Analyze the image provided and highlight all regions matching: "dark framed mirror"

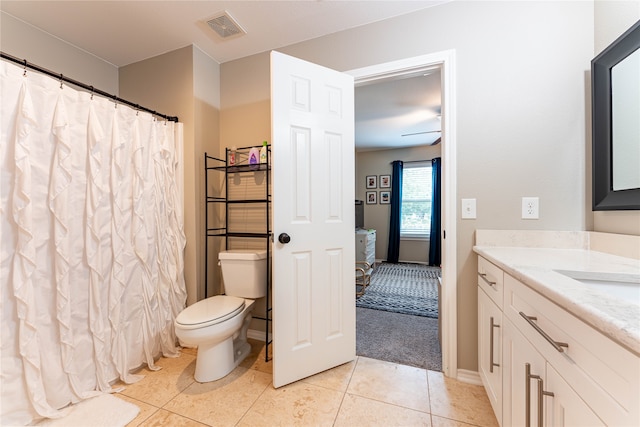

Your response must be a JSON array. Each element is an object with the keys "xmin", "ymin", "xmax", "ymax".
[{"xmin": 592, "ymin": 20, "xmax": 640, "ymax": 210}]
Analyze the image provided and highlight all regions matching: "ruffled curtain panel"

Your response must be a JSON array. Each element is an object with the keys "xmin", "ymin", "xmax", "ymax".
[{"xmin": 0, "ymin": 60, "xmax": 187, "ymax": 425}]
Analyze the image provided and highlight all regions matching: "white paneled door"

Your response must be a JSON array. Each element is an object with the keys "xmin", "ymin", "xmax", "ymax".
[{"xmin": 271, "ymin": 51, "xmax": 355, "ymax": 388}]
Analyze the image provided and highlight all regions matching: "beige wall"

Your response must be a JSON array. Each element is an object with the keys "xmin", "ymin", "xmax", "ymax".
[
  {"xmin": 221, "ymin": 1, "xmax": 594, "ymax": 372},
  {"xmin": 591, "ymin": 1, "xmax": 640, "ymax": 236},
  {"xmin": 120, "ymin": 46, "xmax": 221, "ymax": 305},
  {"xmin": 356, "ymin": 146, "xmax": 442, "ymax": 264},
  {"xmin": 194, "ymin": 47, "xmax": 223, "ymax": 299},
  {"xmin": 220, "ymin": 53, "xmax": 271, "ymax": 153},
  {"xmin": 1, "ymin": 11, "xmax": 118, "ymax": 93}
]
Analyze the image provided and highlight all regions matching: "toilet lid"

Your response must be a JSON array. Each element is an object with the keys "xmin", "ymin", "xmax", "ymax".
[{"xmin": 176, "ymin": 295, "xmax": 245, "ymax": 329}]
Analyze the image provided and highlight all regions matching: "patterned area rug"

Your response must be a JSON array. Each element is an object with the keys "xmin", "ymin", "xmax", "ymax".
[{"xmin": 356, "ymin": 262, "xmax": 440, "ymax": 318}]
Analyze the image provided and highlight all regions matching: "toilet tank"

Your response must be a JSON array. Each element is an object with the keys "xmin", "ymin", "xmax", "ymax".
[{"xmin": 218, "ymin": 250, "xmax": 268, "ymax": 298}]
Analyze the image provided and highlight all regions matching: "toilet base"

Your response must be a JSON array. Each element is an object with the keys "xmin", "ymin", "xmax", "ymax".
[{"xmin": 193, "ymin": 314, "xmax": 252, "ymax": 383}]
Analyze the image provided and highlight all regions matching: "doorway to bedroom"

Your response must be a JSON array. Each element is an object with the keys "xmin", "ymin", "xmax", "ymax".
[{"xmin": 349, "ymin": 52, "xmax": 455, "ymax": 375}]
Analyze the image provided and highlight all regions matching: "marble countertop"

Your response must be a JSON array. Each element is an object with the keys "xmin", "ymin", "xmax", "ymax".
[{"xmin": 473, "ymin": 246, "xmax": 640, "ymax": 356}]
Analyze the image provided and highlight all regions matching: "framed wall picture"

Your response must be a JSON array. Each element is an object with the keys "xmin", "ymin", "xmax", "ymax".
[
  {"xmin": 366, "ymin": 191, "xmax": 377, "ymax": 204},
  {"xmin": 379, "ymin": 174, "xmax": 391, "ymax": 188},
  {"xmin": 380, "ymin": 191, "xmax": 391, "ymax": 204},
  {"xmin": 366, "ymin": 175, "xmax": 377, "ymax": 189}
]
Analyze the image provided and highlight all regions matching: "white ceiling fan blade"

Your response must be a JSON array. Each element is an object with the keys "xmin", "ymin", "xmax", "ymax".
[{"xmin": 401, "ymin": 130, "xmax": 441, "ymax": 137}]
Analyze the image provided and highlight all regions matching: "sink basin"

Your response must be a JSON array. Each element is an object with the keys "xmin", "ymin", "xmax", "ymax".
[{"xmin": 555, "ymin": 270, "xmax": 640, "ymax": 306}]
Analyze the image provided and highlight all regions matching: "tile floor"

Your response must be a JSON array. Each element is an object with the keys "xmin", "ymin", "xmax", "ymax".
[{"xmin": 116, "ymin": 339, "xmax": 498, "ymax": 427}]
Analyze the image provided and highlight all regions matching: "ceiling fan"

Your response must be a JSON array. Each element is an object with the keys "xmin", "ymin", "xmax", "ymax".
[{"xmin": 401, "ymin": 130, "xmax": 442, "ymax": 145}]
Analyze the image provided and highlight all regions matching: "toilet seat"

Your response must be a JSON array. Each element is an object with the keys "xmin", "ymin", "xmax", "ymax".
[{"xmin": 175, "ymin": 295, "xmax": 245, "ymax": 330}]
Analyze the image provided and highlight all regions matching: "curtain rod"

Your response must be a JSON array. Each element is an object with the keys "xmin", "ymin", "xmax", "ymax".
[
  {"xmin": 390, "ymin": 159, "xmax": 433, "ymax": 164},
  {"xmin": 1, "ymin": 51, "xmax": 179, "ymax": 122}
]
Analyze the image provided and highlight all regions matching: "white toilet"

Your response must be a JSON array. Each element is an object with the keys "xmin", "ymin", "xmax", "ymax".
[{"xmin": 174, "ymin": 249, "xmax": 267, "ymax": 383}]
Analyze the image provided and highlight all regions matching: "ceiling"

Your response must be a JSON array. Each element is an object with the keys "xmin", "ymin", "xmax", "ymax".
[
  {"xmin": 1, "ymin": 0, "xmax": 446, "ymax": 150},
  {"xmin": 356, "ymin": 70, "xmax": 442, "ymax": 151}
]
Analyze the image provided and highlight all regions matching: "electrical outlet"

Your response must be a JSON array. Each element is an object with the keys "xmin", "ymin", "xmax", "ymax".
[{"xmin": 522, "ymin": 197, "xmax": 539, "ymax": 219}]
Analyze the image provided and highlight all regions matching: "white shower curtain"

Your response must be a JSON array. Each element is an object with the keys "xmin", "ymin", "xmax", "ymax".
[{"xmin": 0, "ymin": 60, "xmax": 187, "ymax": 426}]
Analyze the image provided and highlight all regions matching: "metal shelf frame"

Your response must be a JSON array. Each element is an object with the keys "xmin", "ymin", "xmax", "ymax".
[{"xmin": 204, "ymin": 146, "xmax": 272, "ymax": 361}]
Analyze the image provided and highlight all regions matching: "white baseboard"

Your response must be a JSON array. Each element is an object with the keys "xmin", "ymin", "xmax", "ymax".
[
  {"xmin": 247, "ymin": 328, "xmax": 266, "ymax": 341},
  {"xmin": 456, "ymin": 369, "xmax": 482, "ymax": 385}
]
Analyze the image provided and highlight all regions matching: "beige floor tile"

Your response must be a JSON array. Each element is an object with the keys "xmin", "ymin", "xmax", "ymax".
[
  {"xmin": 163, "ymin": 367, "xmax": 272, "ymax": 426},
  {"xmin": 180, "ymin": 346, "xmax": 198, "ymax": 357},
  {"xmin": 237, "ymin": 380, "xmax": 344, "ymax": 427},
  {"xmin": 431, "ymin": 415, "xmax": 481, "ymax": 427},
  {"xmin": 347, "ymin": 357, "xmax": 430, "ymax": 413},
  {"xmin": 137, "ymin": 409, "xmax": 208, "ymax": 427},
  {"xmin": 113, "ymin": 346, "xmax": 500, "ymax": 427},
  {"xmin": 334, "ymin": 393, "xmax": 432, "ymax": 427},
  {"xmin": 301, "ymin": 359, "xmax": 356, "ymax": 392},
  {"xmin": 239, "ymin": 338, "xmax": 273, "ymax": 375},
  {"xmin": 119, "ymin": 394, "xmax": 160, "ymax": 426},
  {"xmin": 427, "ymin": 371, "xmax": 498, "ymax": 427},
  {"xmin": 117, "ymin": 353, "xmax": 197, "ymax": 407}
]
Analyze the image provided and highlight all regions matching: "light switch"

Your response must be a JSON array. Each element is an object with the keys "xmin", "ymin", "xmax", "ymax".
[{"xmin": 461, "ymin": 198, "xmax": 476, "ymax": 219}]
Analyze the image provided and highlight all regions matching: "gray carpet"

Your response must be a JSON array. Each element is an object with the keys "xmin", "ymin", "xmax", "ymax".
[
  {"xmin": 356, "ymin": 263, "xmax": 440, "ymax": 318},
  {"xmin": 356, "ymin": 307, "xmax": 442, "ymax": 372}
]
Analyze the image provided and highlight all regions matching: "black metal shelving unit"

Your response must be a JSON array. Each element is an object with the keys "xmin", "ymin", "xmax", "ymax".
[{"xmin": 204, "ymin": 145, "xmax": 272, "ymax": 361}]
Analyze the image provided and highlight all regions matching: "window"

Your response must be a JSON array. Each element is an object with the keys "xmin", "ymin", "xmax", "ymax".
[{"xmin": 401, "ymin": 162, "xmax": 432, "ymax": 238}]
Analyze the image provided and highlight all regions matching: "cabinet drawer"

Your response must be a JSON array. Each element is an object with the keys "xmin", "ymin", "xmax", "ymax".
[
  {"xmin": 504, "ymin": 274, "xmax": 640, "ymax": 426},
  {"xmin": 478, "ymin": 257, "xmax": 504, "ymax": 309}
]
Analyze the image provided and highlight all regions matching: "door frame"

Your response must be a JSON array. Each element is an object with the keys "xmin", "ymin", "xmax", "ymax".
[{"xmin": 347, "ymin": 50, "xmax": 457, "ymax": 378}]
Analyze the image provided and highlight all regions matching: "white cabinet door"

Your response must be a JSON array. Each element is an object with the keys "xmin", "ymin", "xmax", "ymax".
[
  {"xmin": 271, "ymin": 51, "xmax": 355, "ymax": 388},
  {"xmin": 478, "ymin": 286, "xmax": 503, "ymax": 425},
  {"xmin": 503, "ymin": 318, "xmax": 547, "ymax": 427},
  {"xmin": 545, "ymin": 364, "xmax": 604, "ymax": 427}
]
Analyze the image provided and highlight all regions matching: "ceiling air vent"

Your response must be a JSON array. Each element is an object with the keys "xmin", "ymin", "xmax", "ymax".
[{"xmin": 206, "ymin": 11, "xmax": 246, "ymax": 39}]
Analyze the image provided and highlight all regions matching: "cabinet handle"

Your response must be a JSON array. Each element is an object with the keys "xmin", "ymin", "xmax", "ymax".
[
  {"xmin": 489, "ymin": 316, "xmax": 500, "ymax": 373},
  {"xmin": 519, "ymin": 311, "xmax": 569, "ymax": 352},
  {"xmin": 478, "ymin": 272, "xmax": 496, "ymax": 287},
  {"xmin": 536, "ymin": 377, "xmax": 554, "ymax": 427},
  {"xmin": 525, "ymin": 363, "xmax": 533, "ymax": 427},
  {"xmin": 525, "ymin": 363, "xmax": 553, "ymax": 427}
]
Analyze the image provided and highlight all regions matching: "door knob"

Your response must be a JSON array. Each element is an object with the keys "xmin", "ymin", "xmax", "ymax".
[{"xmin": 278, "ymin": 233, "xmax": 291, "ymax": 244}]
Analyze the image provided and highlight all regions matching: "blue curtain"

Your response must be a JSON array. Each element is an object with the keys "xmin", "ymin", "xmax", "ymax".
[
  {"xmin": 429, "ymin": 157, "xmax": 442, "ymax": 266},
  {"xmin": 386, "ymin": 161, "xmax": 403, "ymax": 263}
]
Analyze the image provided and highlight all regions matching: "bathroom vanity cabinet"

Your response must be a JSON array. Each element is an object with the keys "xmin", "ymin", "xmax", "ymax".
[{"xmin": 477, "ymin": 255, "xmax": 639, "ymax": 426}]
